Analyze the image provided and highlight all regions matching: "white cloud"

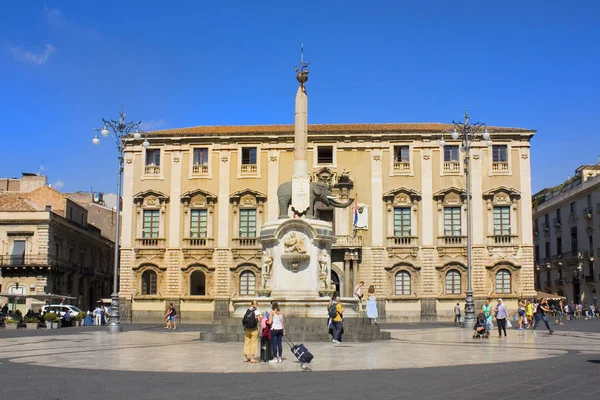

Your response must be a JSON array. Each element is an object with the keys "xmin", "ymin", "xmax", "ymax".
[
  {"xmin": 52, "ymin": 180, "xmax": 65, "ymax": 190},
  {"xmin": 10, "ymin": 44, "xmax": 56, "ymax": 65},
  {"xmin": 44, "ymin": 6, "xmax": 63, "ymax": 25},
  {"xmin": 140, "ymin": 119, "xmax": 167, "ymax": 131}
]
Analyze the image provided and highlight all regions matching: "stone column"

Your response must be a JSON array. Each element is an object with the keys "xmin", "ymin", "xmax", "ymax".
[
  {"xmin": 344, "ymin": 253, "xmax": 352, "ymax": 297},
  {"xmin": 351, "ymin": 252, "xmax": 359, "ymax": 295}
]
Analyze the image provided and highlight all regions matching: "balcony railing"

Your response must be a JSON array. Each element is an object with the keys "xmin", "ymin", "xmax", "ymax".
[
  {"xmin": 443, "ymin": 161, "xmax": 460, "ymax": 173},
  {"xmin": 333, "ymin": 235, "xmax": 363, "ymax": 248},
  {"xmin": 583, "ymin": 207, "xmax": 593, "ymax": 219},
  {"xmin": 487, "ymin": 235, "xmax": 518, "ymax": 245},
  {"xmin": 0, "ymin": 254, "xmax": 49, "ymax": 266},
  {"xmin": 135, "ymin": 238, "xmax": 166, "ymax": 247},
  {"xmin": 192, "ymin": 164, "xmax": 209, "ymax": 175},
  {"xmin": 387, "ymin": 236, "xmax": 417, "ymax": 247},
  {"xmin": 438, "ymin": 235, "xmax": 467, "ymax": 246},
  {"xmin": 144, "ymin": 165, "xmax": 161, "ymax": 175},
  {"xmin": 492, "ymin": 162, "xmax": 509, "ymax": 172},
  {"xmin": 240, "ymin": 164, "xmax": 258, "ymax": 175},
  {"xmin": 183, "ymin": 237, "xmax": 214, "ymax": 248},
  {"xmin": 393, "ymin": 161, "xmax": 410, "ymax": 173},
  {"xmin": 232, "ymin": 237, "xmax": 259, "ymax": 248}
]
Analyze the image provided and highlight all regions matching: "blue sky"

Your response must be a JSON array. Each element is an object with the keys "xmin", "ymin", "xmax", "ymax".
[{"xmin": 0, "ymin": 1, "xmax": 598, "ymax": 194}]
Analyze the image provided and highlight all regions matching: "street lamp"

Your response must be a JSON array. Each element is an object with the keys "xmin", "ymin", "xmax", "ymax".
[
  {"xmin": 440, "ymin": 109, "xmax": 491, "ymax": 329},
  {"xmin": 93, "ymin": 105, "xmax": 145, "ymax": 333}
]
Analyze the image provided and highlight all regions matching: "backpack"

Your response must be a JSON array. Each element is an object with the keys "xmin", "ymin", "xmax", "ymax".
[
  {"xmin": 328, "ymin": 302, "xmax": 338, "ymax": 319},
  {"xmin": 242, "ymin": 308, "xmax": 257, "ymax": 329}
]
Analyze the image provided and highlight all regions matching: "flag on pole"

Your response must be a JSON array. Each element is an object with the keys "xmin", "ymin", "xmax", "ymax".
[{"xmin": 353, "ymin": 196, "xmax": 359, "ymax": 228}]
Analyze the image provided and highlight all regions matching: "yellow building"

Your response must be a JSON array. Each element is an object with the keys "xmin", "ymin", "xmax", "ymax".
[{"xmin": 119, "ymin": 123, "xmax": 536, "ymax": 322}]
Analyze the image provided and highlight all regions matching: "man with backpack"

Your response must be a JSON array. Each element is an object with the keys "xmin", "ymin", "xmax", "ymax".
[{"xmin": 242, "ymin": 300, "xmax": 261, "ymax": 363}]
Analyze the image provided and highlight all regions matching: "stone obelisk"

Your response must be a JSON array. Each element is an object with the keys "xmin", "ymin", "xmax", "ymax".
[{"xmin": 291, "ymin": 47, "xmax": 311, "ymax": 216}]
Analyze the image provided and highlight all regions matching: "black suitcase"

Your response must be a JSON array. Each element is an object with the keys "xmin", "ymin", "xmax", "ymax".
[
  {"xmin": 260, "ymin": 336, "xmax": 273, "ymax": 362},
  {"xmin": 284, "ymin": 335, "xmax": 313, "ymax": 371}
]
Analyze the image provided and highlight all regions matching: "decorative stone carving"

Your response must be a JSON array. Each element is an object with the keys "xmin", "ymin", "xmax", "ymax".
[
  {"xmin": 319, "ymin": 248, "xmax": 330, "ymax": 276},
  {"xmin": 284, "ymin": 232, "xmax": 307, "ymax": 253},
  {"xmin": 262, "ymin": 250, "xmax": 273, "ymax": 282}
]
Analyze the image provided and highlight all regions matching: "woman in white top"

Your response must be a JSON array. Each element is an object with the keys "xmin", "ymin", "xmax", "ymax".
[
  {"xmin": 268, "ymin": 301, "xmax": 285, "ymax": 363},
  {"xmin": 366, "ymin": 285, "xmax": 378, "ymax": 325}
]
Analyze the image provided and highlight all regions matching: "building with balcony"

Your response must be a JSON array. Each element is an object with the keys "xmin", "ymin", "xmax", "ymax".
[
  {"xmin": 533, "ymin": 161, "xmax": 600, "ymax": 305},
  {"xmin": 118, "ymin": 122, "xmax": 536, "ymax": 322},
  {"xmin": 0, "ymin": 185, "xmax": 114, "ymax": 313}
]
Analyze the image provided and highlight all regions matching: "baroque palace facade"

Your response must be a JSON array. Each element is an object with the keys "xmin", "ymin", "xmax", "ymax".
[{"xmin": 119, "ymin": 123, "xmax": 536, "ymax": 322}]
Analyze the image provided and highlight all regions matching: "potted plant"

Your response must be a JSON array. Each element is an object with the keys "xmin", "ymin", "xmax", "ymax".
[
  {"xmin": 43, "ymin": 312, "xmax": 58, "ymax": 329},
  {"xmin": 73, "ymin": 313, "xmax": 83, "ymax": 326},
  {"xmin": 5, "ymin": 319, "xmax": 18, "ymax": 329},
  {"xmin": 25, "ymin": 317, "xmax": 39, "ymax": 329}
]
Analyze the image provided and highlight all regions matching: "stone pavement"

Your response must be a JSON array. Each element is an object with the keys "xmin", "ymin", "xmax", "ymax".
[{"xmin": 0, "ymin": 321, "xmax": 599, "ymax": 399}]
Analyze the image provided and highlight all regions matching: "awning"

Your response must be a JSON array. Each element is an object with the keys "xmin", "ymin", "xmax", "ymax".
[
  {"xmin": 0, "ymin": 293, "xmax": 76, "ymax": 301},
  {"xmin": 536, "ymin": 291, "xmax": 566, "ymax": 300}
]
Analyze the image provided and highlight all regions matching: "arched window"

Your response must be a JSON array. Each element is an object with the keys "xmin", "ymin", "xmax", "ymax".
[
  {"xmin": 495, "ymin": 269, "xmax": 511, "ymax": 294},
  {"xmin": 445, "ymin": 270, "xmax": 461, "ymax": 294},
  {"xmin": 240, "ymin": 271, "xmax": 255, "ymax": 296},
  {"xmin": 141, "ymin": 270, "xmax": 157, "ymax": 295},
  {"xmin": 395, "ymin": 271, "xmax": 411, "ymax": 295},
  {"xmin": 190, "ymin": 270, "xmax": 206, "ymax": 295},
  {"xmin": 330, "ymin": 270, "xmax": 341, "ymax": 296}
]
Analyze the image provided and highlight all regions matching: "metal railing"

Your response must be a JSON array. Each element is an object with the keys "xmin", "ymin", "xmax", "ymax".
[{"xmin": 0, "ymin": 254, "xmax": 49, "ymax": 266}]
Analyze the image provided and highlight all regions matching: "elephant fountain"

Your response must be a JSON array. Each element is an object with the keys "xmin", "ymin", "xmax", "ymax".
[{"xmin": 277, "ymin": 181, "xmax": 354, "ymax": 219}]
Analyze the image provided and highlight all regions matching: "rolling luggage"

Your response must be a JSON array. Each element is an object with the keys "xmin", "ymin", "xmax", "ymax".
[{"xmin": 284, "ymin": 335, "xmax": 313, "ymax": 371}]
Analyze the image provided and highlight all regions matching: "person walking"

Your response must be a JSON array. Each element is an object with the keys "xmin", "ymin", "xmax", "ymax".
[
  {"xmin": 555, "ymin": 299, "xmax": 565, "ymax": 325},
  {"xmin": 242, "ymin": 301, "xmax": 261, "ymax": 363},
  {"xmin": 329, "ymin": 292, "xmax": 344, "ymax": 343},
  {"xmin": 366, "ymin": 285, "xmax": 378, "ymax": 325},
  {"xmin": 165, "ymin": 304, "xmax": 173, "ymax": 329},
  {"xmin": 454, "ymin": 302, "xmax": 462, "ymax": 326},
  {"xmin": 525, "ymin": 299, "xmax": 534, "ymax": 328},
  {"xmin": 517, "ymin": 299, "xmax": 526, "ymax": 330},
  {"xmin": 533, "ymin": 298, "xmax": 555, "ymax": 335},
  {"xmin": 93, "ymin": 305, "xmax": 102, "ymax": 326},
  {"xmin": 482, "ymin": 299, "xmax": 493, "ymax": 334},
  {"xmin": 494, "ymin": 298, "xmax": 509, "ymax": 337},
  {"xmin": 268, "ymin": 301, "xmax": 285, "ymax": 363}
]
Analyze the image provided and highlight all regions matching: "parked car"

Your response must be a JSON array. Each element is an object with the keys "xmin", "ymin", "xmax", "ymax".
[{"xmin": 41, "ymin": 305, "xmax": 83, "ymax": 318}]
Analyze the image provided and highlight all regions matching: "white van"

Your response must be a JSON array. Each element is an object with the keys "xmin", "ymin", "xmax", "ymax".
[{"xmin": 41, "ymin": 304, "xmax": 82, "ymax": 318}]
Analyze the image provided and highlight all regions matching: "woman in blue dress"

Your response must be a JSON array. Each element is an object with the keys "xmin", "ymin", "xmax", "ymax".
[{"xmin": 366, "ymin": 285, "xmax": 378, "ymax": 325}]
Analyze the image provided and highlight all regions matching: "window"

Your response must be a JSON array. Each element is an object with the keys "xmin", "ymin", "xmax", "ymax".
[
  {"xmin": 146, "ymin": 149, "xmax": 160, "ymax": 166},
  {"xmin": 143, "ymin": 210, "xmax": 160, "ymax": 238},
  {"xmin": 239, "ymin": 209, "xmax": 256, "ymax": 238},
  {"xmin": 193, "ymin": 148, "xmax": 209, "ymax": 174},
  {"xmin": 141, "ymin": 270, "xmax": 157, "ymax": 295},
  {"xmin": 317, "ymin": 146, "xmax": 334, "ymax": 164},
  {"xmin": 493, "ymin": 206, "xmax": 510, "ymax": 235},
  {"xmin": 190, "ymin": 270, "xmax": 206, "ymax": 296},
  {"xmin": 239, "ymin": 271, "xmax": 255, "ymax": 296},
  {"xmin": 556, "ymin": 209, "xmax": 561, "ymax": 224},
  {"xmin": 444, "ymin": 207, "xmax": 461, "ymax": 236},
  {"xmin": 534, "ymin": 218, "xmax": 539, "ymax": 234},
  {"xmin": 534, "ymin": 245, "xmax": 540, "ymax": 264},
  {"xmin": 190, "ymin": 209, "xmax": 208, "ymax": 238},
  {"xmin": 544, "ymin": 214, "xmax": 549, "ymax": 230},
  {"xmin": 445, "ymin": 270, "xmax": 461, "ymax": 294},
  {"xmin": 587, "ymin": 194, "xmax": 592, "ymax": 209},
  {"xmin": 10, "ymin": 240, "xmax": 25, "ymax": 265},
  {"xmin": 545, "ymin": 242, "xmax": 550, "ymax": 261},
  {"xmin": 569, "ymin": 202, "xmax": 576, "ymax": 213},
  {"xmin": 495, "ymin": 269, "xmax": 511, "ymax": 294},
  {"xmin": 492, "ymin": 145, "xmax": 508, "ymax": 163},
  {"xmin": 444, "ymin": 145, "xmax": 459, "ymax": 162},
  {"xmin": 241, "ymin": 147, "xmax": 257, "ymax": 165},
  {"xmin": 556, "ymin": 237, "xmax": 562, "ymax": 257},
  {"xmin": 395, "ymin": 271, "xmax": 411, "ymax": 295},
  {"xmin": 392, "ymin": 145, "xmax": 410, "ymax": 172},
  {"xmin": 571, "ymin": 227, "xmax": 578, "ymax": 253},
  {"xmin": 393, "ymin": 207, "xmax": 411, "ymax": 237}
]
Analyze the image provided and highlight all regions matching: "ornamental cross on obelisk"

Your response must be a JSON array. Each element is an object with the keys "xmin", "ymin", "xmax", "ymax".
[{"xmin": 291, "ymin": 44, "xmax": 310, "ymax": 215}]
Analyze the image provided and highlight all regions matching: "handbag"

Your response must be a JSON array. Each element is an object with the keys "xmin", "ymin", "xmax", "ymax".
[{"xmin": 506, "ymin": 319, "xmax": 512, "ymax": 329}]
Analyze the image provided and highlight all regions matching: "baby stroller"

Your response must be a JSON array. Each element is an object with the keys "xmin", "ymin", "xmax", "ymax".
[{"xmin": 473, "ymin": 313, "xmax": 489, "ymax": 339}]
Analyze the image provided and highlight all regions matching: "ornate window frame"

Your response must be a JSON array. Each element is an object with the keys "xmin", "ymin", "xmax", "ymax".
[
  {"xmin": 181, "ymin": 263, "xmax": 214, "ymax": 297},
  {"xmin": 436, "ymin": 262, "xmax": 467, "ymax": 298},
  {"xmin": 383, "ymin": 187, "xmax": 421, "ymax": 241},
  {"xmin": 230, "ymin": 263, "xmax": 260, "ymax": 297},
  {"xmin": 312, "ymin": 143, "xmax": 337, "ymax": 169},
  {"xmin": 133, "ymin": 190, "xmax": 169, "ymax": 241},
  {"xmin": 483, "ymin": 186, "xmax": 521, "ymax": 242},
  {"xmin": 132, "ymin": 263, "xmax": 166, "ymax": 298},
  {"xmin": 434, "ymin": 187, "xmax": 467, "ymax": 240},
  {"xmin": 488, "ymin": 143, "xmax": 512, "ymax": 176},
  {"xmin": 189, "ymin": 145, "xmax": 213, "ymax": 179},
  {"xmin": 440, "ymin": 144, "xmax": 463, "ymax": 176},
  {"xmin": 385, "ymin": 262, "xmax": 420, "ymax": 298},
  {"xmin": 486, "ymin": 262, "xmax": 520, "ymax": 296},
  {"xmin": 388, "ymin": 143, "xmax": 414, "ymax": 177},
  {"xmin": 181, "ymin": 189, "xmax": 217, "ymax": 240},
  {"xmin": 230, "ymin": 188, "xmax": 267, "ymax": 240}
]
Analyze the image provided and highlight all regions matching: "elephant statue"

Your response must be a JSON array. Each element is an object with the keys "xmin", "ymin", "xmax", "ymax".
[{"xmin": 277, "ymin": 181, "xmax": 354, "ymax": 219}]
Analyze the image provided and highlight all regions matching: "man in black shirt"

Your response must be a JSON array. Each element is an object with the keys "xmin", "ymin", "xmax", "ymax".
[{"xmin": 533, "ymin": 298, "xmax": 555, "ymax": 334}]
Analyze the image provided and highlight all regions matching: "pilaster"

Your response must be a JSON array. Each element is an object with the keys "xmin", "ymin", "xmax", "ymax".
[
  {"xmin": 267, "ymin": 149, "xmax": 280, "ymax": 221},
  {"xmin": 168, "ymin": 149, "xmax": 182, "ymax": 247},
  {"xmin": 217, "ymin": 151, "xmax": 231, "ymax": 248},
  {"xmin": 121, "ymin": 151, "xmax": 135, "ymax": 247},
  {"xmin": 420, "ymin": 147, "xmax": 434, "ymax": 245},
  {"xmin": 370, "ymin": 149, "xmax": 383, "ymax": 246},
  {"xmin": 471, "ymin": 148, "xmax": 484, "ymax": 244}
]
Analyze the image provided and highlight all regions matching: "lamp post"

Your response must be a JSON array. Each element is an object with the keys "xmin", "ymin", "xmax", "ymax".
[
  {"xmin": 93, "ymin": 106, "xmax": 148, "ymax": 333},
  {"xmin": 440, "ymin": 109, "xmax": 491, "ymax": 329}
]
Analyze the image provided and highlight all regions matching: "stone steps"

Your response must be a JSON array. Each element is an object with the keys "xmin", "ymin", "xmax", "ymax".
[{"xmin": 200, "ymin": 317, "xmax": 390, "ymax": 342}]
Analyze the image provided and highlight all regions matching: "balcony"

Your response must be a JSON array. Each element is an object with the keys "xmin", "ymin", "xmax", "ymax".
[
  {"xmin": 387, "ymin": 236, "xmax": 417, "ymax": 247},
  {"xmin": 568, "ymin": 212, "xmax": 577, "ymax": 224},
  {"xmin": 192, "ymin": 164, "xmax": 209, "ymax": 175},
  {"xmin": 231, "ymin": 237, "xmax": 260, "ymax": 259},
  {"xmin": 0, "ymin": 254, "xmax": 49, "ymax": 267},
  {"xmin": 182, "ymin": 237, "xmax": 214, "ymax": 259},
  {"xmin": 135, "ymin": 238, "xmax": 166, "ymax": 247},
  {"xmin": 583, "ymin": 207, "xmax": 593, "ymax": 220},
  {"xmin": 333, "ymin": 235, "xmax": 363, "ymax": 248},
  {"xmin": 240, "ymin": 164, "xmax": 258, "ymax": 175},
  {"xmin": 144, "ymin": 165, "xmax": 161, "ymax": 176},
  {"xmin": 443, "ymin": 161, "xmax": 460, "ymax": 173},
  {"xmin": 552, "ymin": 218, "xmax": 561, "ymax": 228},
  {"xmin": 438, "ymin": 235, "xmax": 466, "ymax": 246},
  {"xmin": 492, "ymin": 162, "xmax": 509, "ymax": 172},
  {"xmin": 393, "ymin": 161, "xmax": 410, "ymax": 173},
  {"xmin": 487, "ymin": 235, "xmax": 518, "ymax": 245}
]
